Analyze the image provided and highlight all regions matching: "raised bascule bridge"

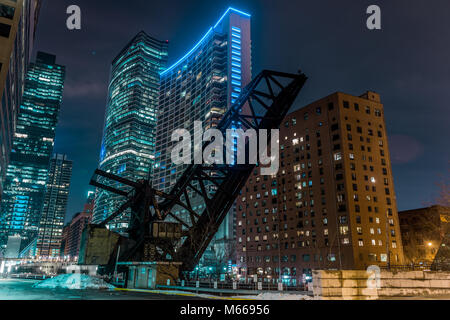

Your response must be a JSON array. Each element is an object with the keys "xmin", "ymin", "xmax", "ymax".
[{"xmin": 81, "ymin": 70, "xmax": 307, "ymax": 288}]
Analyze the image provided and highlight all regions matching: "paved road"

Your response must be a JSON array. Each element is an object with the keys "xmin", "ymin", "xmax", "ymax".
[{"xmin": 0, "ymin": 279, "xmax": 207, "ymax": 300}]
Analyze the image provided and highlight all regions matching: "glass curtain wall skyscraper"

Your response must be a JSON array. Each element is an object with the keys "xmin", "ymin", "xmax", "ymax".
[
  {"xmin": 92, "ymin": 32, "xmax": 168, "ymax": 234},
  {"xmin": 153, "ymin": 8, "xmax": 251, "ymax": 256},
  {"xmin": 36, "ymin": 154, "xmax": 72, "ymax": 258},
  {"xmin": 0, "ymin": 52, "xmax": 65, "ymax": 251},
  {"xmin": 0, "ymin": 0, "xmax": 42, "ymax": 197}
]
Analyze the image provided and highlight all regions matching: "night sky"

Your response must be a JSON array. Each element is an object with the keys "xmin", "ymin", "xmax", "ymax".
[{"xmin": 33, "ymin": 0, "xmax": 450, "ymax": 222}]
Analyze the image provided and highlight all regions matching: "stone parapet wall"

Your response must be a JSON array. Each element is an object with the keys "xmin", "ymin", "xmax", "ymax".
[{"xmin": 312, "ymin": 270, "xmax": 450, "ymax": 300}]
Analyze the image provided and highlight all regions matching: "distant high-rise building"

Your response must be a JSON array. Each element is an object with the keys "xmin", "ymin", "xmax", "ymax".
[
  {"xmin": 36, "ymin": 154, "xmax": 73, "ymax": 257},
  {"xmin": 0, "ymin": 52, "xmax": 65, "ymax": 251},
  {"xmin": 236, "ymin": 91, "xmax": 405, "ymax": 285},
  {"xmin": 0, "ymin": 0, "xmax": 41, "ymax": 198},
  {"xmin": 153, "ymin": 7, "xmax": 252, "ymax": 252},
  {"xmin": 92, "ymin": 32, "xmax": 168, "ymax": 234},
  {"xmin": 62, "ymin": 192, "xmax": 94, "ymax": 259}
]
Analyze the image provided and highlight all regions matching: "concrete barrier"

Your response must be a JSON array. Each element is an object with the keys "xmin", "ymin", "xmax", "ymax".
[{"xmin": 312, "ymin": 270, "xmax": 450, "ymax": 300}]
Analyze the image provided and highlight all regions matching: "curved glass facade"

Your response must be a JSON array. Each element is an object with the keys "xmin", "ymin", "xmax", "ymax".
[
  {"xmin": 154, "ymin": 8, "xmax": 252, "ymax": 192},
  {"xmin": 152, "ymin": 8, "xmax": 251, "ymax": 260},
  {"xmin": 92, "ymin": 32, "xmax": 168, "ymax": 234}
]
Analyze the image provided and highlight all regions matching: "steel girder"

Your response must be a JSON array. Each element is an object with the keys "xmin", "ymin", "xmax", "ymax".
[{"xmin": 90, "ymin": 69, "xmax": 307, "ymax": 272}]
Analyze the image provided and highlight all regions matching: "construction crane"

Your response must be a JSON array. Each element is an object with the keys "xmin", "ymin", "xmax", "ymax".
[{"xmin": 87, "ymin": 69, "xmax": 307, "ymax": 275}]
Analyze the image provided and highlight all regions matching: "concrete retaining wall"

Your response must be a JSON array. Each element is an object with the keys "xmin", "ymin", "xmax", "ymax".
[{"xmin": 312, "ymin": 270, "xmax": 450, "ymax": 300}]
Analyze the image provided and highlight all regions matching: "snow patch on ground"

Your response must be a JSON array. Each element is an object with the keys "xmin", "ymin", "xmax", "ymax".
[
  {"xmin": 231, "ymin": 292, "xmax": 313, "ymax": 300},
  {"xmin": 32, "ymin": 274, "xmax": 115, "ymax": 290}
]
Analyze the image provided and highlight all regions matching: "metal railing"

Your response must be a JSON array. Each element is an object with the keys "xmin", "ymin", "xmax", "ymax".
[{"xmin": 173, "ymin": 279, "xmax": 308, "ymax": 292}]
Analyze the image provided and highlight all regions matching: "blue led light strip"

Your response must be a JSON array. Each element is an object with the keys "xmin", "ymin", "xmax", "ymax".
[{"xmin": 160, "ymin": 7, "xmax": 251, "ymax": 76}]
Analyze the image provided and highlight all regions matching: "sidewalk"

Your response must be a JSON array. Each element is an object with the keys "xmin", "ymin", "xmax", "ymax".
[{"xmin": 156, "ymin": 284, "xmax": 312, "ymax": 297}]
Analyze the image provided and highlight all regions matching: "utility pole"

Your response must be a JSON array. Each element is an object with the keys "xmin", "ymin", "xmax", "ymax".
[
  {"xmin": 114, "ymin": 245, "xmax": 120, "ymax": 282},
  {"xmin": 277, "ymin": 210, "xmax": 282, "ymax": 287}
]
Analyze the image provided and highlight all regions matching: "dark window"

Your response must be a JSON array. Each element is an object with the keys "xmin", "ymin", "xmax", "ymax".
[
  {"xmin": 354, "ymin": 103, "xmax": 360, "ymax": 111},
  {"xmin": 0, "ymin": 4, "xmax": 15, "ymax": 20},
  {"xmin": 0, "ymin": 22, "xmax": 11, "ymax": 38},
  {"xmin": 328, "ymin": 103, "xmax": 334, "ymax": 110},
  {"xmin": 343, "ymin": 101, "xmax": 350, "ymax": 109}
]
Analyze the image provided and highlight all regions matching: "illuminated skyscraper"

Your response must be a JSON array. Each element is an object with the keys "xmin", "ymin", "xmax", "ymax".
[
  {"xmin": 36, "ymin": 154, "xmax": 72, "ymax": 257},
  {"xmin": 92, "ymin": 32, "xmax": 168, "ymax": 233},
  {"xmin": 0, "ymin": 52, "xmax": 65, "ymax": 251},
  {"xmin": 154, "ymin": 8, "xmax": 251, "ymax": 191},
  {"xmin": 153, "ymin": 8, "xmax": 252, "ymax": 260},
  {"xmin": 0, "ymin": 0, "xmax": 42, "ymax": 197}
]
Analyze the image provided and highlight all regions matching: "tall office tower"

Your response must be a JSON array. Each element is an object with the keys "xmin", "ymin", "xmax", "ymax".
[
  {"xmin": 0, "ymin": 0, "xmax": 41, "ymax": 197},
  {"xmin": 0, "ymin": 52, "xmax": 65, "ymax": 252},
  {"xmin": 36, "ymin": 154, "xmax": 73, "ymax": 258},
  {"xmin": 153, "ymin": 8, "xmax": 251, "ymax": 252},
  {"xmin": 235, "ymin": 91, "xmax": 405, "ymax": 285},
  {"xmin": 92, "ymin": 32, "xmax": 168, "ymax": 234}
]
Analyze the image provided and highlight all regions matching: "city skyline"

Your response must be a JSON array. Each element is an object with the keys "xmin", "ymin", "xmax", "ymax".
[
  {"xmin": 0, "ymin": 0, "xmax": 448, "ymax": 303},
  {"xmin": 31, "ymin": 0, "xmax": 449, "ymax": 223}
]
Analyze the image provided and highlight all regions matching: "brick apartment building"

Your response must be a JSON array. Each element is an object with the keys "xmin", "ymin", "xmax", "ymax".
[
  {"xmin": 399, "ymin": 205, "xmax": 450, "ymax": 265},
  {"xmin": 61, "ymin": 193, "xmax": 94, "ymax": 259},
  {"xmin": 236, "ymin": 91, "xmax": 405, "ymax": 285}
]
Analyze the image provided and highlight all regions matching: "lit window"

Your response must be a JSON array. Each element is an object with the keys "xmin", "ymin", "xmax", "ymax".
[{"xmin": 334, "ymin": 152, "xmax": 342, "ymax": 161}]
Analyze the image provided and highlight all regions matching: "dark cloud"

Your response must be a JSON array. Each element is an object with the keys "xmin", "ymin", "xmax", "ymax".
[{"xmin": 389, "ymin": 135, "xmax": 424, "ymax": 164}]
